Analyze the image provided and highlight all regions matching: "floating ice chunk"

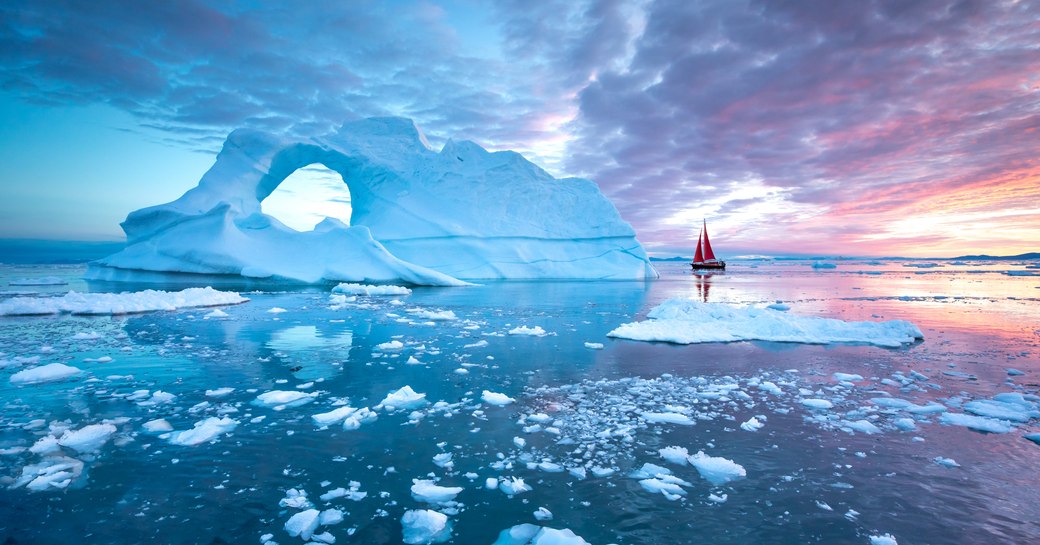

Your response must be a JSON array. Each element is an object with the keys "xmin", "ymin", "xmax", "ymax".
[
  {"xmin": 659, "ymin": 446, "xmax": 690, "ymax": 465},
  {"xmin": 940, "ymin": 412, "xmax": 1013, "ymax": 434},
  {"xmin": 0, "ymin": 287, "xmax": 247, "ymax": 316},
  {"xmin": 766, "ymin": 302, "xmax": 790, "ymax": 311},
  {"xmin": 490, "ymin": 525, "xmax": 591, "ymax": 545},
  {"xmin": 844, "ymin": 420, "xmax": 882, "ymax": 434},
  {"xmin": 740, "ymin": 417, "xmax": 764, "ymax": 432},
  {"xmin": 608, "ymin": 300, "xmax": 923, "ymax": 347},
  {"xmin": 12, "ymin": 456, "xmax": 84, "ymax": 491},
  {"xmin": 205, "ymin": 387, "xmax": 235, "ymax": 398},
  {"xmin": 406, "ymin": 356, "xmax": 422, "ymax": 365},
  {"xmin": 411, "ymin": 479, "xmax": 463, "ymax": 503},
  {"xmin": 869, "ymin": 534, "xmax": 898, "ymax": 545},
  {"xmin": 639, "ymin": 478, "xmax": 687, "ymax": 500},
  {"xmin": 432, "ymin": 452, "xmax": 454, "ymax": 469},
  {"xmin": 1025, "ymin": 434, "xmax": 1040, "ymax": 446},
  {"xmin": 10, "ymin": 363, "xmax": 84, "ymax": 385},
  {"xmin": 143, "ymin": 419, "xmax": 173, "ymax": 433},
  {"xmin": 167, "ymin": 417, "xmax": 238, "ymax": 446},
  {"xmin": 333, "ymin": 283, "xmax": 412, "ymax": 296},
  {"xmin": 58, "ymin": 423, "xmax": 117, "ymax": 453},
  {"xmin": 319, "ymin": 509, "xmax": 344, "ymax": 526},
  {"xmin": 628, "ymin": 463, "xmax": 672, "ymax": 479},
  {"xmin": 71, "ymin": 331, "xmax": 102, "ymax": 340},
  {"xmin": 205, "ymin": 308, "xmax": 228, "ymax": 318},
  {"xmin": 689, "ymin": 451, "xmax": 746, "ymax": 485},
  {"xmin": 533, "ymin": 507, "xmax": 553, "ymax": 521},
  {"xmin": 284, "ymin": 509, "xmax": 320, "ymax": 540},
  {"xmin": 801, "ymin": 399, "xmax": 834, "ymax": 410},
  {"xmin": 482, "ymin": 390, "xmax": 516, "ymax": 406},
  {"xmin": 407, "ymin": 308, "xmax": 456, "ymax": 321},
  {"xmin": 893, "ymin": 418, "xmax": 917, "ymax": 431},
  {"xmin": 378, "ymin": 386, "xmax": 427, "ymax": 410},
  {"xmin": 253, "ymin": 390, "xmax": 318, "ymax": 410},
  {"xmin": 280, "ymin": 488, "xmax": 313, "ymax": 509},
  {"xmin": 832, "ymin": 372, "xmax": 864, "ymax": 382},
  {"xmin": 401, "ymin": 509, "xmax": 452, "ymax": 545},
  {"xmin": 376, "ymin": 340, "xmax": 405, "ymax": 351},
  {"xmin": 485, "ymin": 477, "xmax": 499, "ymax": 490},
  {"xmin": 583, "ymin": 342, "xmax": 604, "ymax": 350},
  {"xmin": 509, "ymin": 326, "xmax": 547, "ymax": 336},
  {"xmin": 964, "ymin": 395, "xmax": 1038, "ymax": 423},
  {"xmin": 499, "ymin": 477, "xmax": 532, "ymax": 496},
  {"xmin": 933, "ymin": 457, "xmax": 960, "ymax": 468},
  {"xmin": 641, "ymin": 412, "xmax": 694, "ymax": 425},
  {"xmin": 757, "ymin": 381, "xmax": 782, "ymax": 395},
  {"xmin": 313, "ymin": 406, "xmax": 360, "ymax": 427},
  {"xmin": 812, "ymin": 262, "xmax": 837, "ymax": 269},
  {"xmin": 341, "ymin": 408, "xmax": 377, "ymax": 430},
  {"xmin": 816, "ymin": 500, "xmax": 833, "ymax": 511},
  {"xmin": 1007, "ymin": 368, "xmax": 1025, "ymax": 376},
  {"xmin": 268, "ymin": 307, "xmax": 287, "ymax": 314},
  {"xmin": 464, "ymin": 340, "xmax": 489, "ymax": 349}
]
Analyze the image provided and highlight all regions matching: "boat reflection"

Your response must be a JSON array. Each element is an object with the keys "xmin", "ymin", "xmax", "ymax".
[{"xmin": 690, "ymin": 271, "xmax": 721, "ymax": 302}]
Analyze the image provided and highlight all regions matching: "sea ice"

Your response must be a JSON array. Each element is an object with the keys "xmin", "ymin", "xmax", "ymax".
[
  {"xmin": 284, "ymin": 509, "xmax": 321, "ymax": 540},
  {"xmin": 378, "ymin": 386, "xmax": 427, "ymax": 410},
  {"xmin": 142, "ymin": 419, "xmax": 173, "ymax": 433},
  {"xmin": 801, "ymin": 399, "xmax": 834, "ymax": 410},
  {"xmin": 740, "ymin": 417, "xmax": 765, "ymax": 432},
  {"xmin": 167, "ymin": 417, "xmax": 239, "ymax": 446},
  {"xmin": 641, "ymin": 412, "xmax": 695, "ymax": 425},
  {"xmin": 9, "ymin": 363, "xmax": 83, "ymax": 385},
  {"xmin": 490, "ymin": 525, "xmax": 591, "ymax": 545},
  {"xmin": 253, "ymin": 390, "xmax": 318, "ymax": 409},
  {"xmin": 509, "ymin": 325, "xmax": 547, "ymax": 336},
  {"xmin": 499, "ymin": 477, "xmax": 532, "ymax": 495},
  {"xmin": 940, "ymin": 412, "xmax": 1013, "ymax": 434},
  {"xmin": 933, "ymin": 457, "xmax": 960, "ymax": 468},
  {"xmin": 410, "ymin": 479, "xmax": 463, "ymax": 503},
  {"xmin": 659, "ymin": 446, "xmax": 690, "ymax": 465},
  {"xmin": 689, "ymin": 451, "xmax": 746, "ymax": 485},
  {"xmin": 332, "ymin": 283, "xmax": 412, "ymax": 296},
  {"xmin": 57, "ymin": 423, "xmax": 117, "ymax": 453},
  {"xmin": 401, "ymin": 509, "xmax": 452, "ymax": 544},
  {"xmin": 608, "ymin": 300, "xmax": 923, "ymax": 347},
  {"xmin": 89, "ymin": 117, "xmax": 657, "ymax": 285},
  {"xmin": 869, "ymin": 534, "xmax": 899, "ymax": 545},
  {"xmin": 482, "ymin": 390, "xmax": 516, "ymax": 406},
  {"xmin": 0, "ymin": 287, "xmax": 247, "ymax": 316},
  {"xmin": 12, "ymin": 456, "xmax": 84, "ymax": 491}
]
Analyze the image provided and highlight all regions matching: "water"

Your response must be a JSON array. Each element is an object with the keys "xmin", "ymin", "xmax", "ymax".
[{"xmin": 1, "ymin": 260, "xmax": 1038, "ymax": 544}]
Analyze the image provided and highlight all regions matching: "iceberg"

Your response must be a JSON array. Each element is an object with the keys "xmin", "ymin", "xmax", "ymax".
[
  {"xmin": 608, "ymin": 299, "xmax": 923, "ymax": 348},
  {"xmin": 87, "ymin": 117, "xmax": 657, "ymax": 285}
]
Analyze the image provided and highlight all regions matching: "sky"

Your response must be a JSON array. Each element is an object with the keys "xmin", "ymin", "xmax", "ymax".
[{"xmin": 0, "ymin": 0, "xmax": 1037, "ymax": 257}]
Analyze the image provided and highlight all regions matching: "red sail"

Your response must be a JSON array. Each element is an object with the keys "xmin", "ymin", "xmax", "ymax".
[
  {"xmin": 702, "ymin": 221, "xmax": 717, "ymax": 261},
  {"xmin": 693, "ymin": 230, "xmax": 704, "ymax": 263}
]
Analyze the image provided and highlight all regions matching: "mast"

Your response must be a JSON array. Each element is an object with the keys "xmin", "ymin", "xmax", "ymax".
[
  {"xmin": 693, "ymin": 227, "xmax": 704, "ymax": 263},
  {"xmin": 702, "ymin": 220, "xmax": 717, "ymax": 262}
]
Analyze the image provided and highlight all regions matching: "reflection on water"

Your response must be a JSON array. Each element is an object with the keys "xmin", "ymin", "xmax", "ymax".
[{"xmin": 0, "ymin": 260, "xmax": 1038, "ymax": 545}]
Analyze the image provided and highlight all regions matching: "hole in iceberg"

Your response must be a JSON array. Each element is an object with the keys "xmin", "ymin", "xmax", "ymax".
[{"xmin": 260, "ymin": 163, "xmax": 352, "ymax": 232}]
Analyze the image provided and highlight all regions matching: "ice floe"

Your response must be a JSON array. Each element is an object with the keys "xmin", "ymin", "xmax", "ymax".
[
  {"xmin": 491, "ymin": 524, "xmax": 591, "ymax": 545},
  {"xmin": 482, "ymin": 390, "xmax": 516, "ymax": 406},
  {"xmin": 0, "ymin": 287, "xmax": 247, "ymax": 316},
  {"xmin": 378, "ymin": 386, "xmax": 427, "ymax": 410},
  {"xmin": 253, "ymin": 390, "xmax": 318, "ymax": 410},
  {"xmin": 9, "ymin": 363, "xmax": 84, "ymax": 385},
  {"xmin": 608, "ymin": 300, "xmax": 923, "ymax": 347},
  {"xmin": 167, "ymin": 417, "xmax": 239, "ymax": 446},
  {"xmin": 332, "ymin": 283, "xmax": 412, "ymax": 296},
  {"xmin": 410, "ymin": 479, "xmax": 463, "ymax": 504},
  {"xmin": 401, "ymin": 509, "xmax": 452, "ymax": 544},
  {"xmin": 689, "ymin": 451, "xmax": 746, "ymax": 485}
]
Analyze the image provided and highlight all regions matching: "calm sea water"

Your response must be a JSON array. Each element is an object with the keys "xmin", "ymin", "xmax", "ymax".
[{"xmin": 1, "ymin": 260, "xmax": 1038, "ymax": 544}]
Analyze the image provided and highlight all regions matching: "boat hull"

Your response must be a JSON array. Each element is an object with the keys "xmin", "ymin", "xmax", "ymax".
[{"xmin": 691, "ymin": 261, "xmax": 726, "ymax": 270}]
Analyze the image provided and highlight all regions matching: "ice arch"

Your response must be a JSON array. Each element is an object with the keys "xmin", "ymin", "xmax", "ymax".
[
  {"xmin": 260, "ymin": 164, "xmax": 353, "ymax": 232},
  {"xmin": 89, "ymin": 117, "xmax": 658, "ymax": 285}
]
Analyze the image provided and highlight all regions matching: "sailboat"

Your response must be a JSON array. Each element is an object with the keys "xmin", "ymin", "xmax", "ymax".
[{"xmin": 691, "ymin": 220, "xmax": 726, "ymax": 271}]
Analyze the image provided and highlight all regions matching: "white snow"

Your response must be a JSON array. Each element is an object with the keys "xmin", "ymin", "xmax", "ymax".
[
  {"xmin": 740, "ymin": 417, "xmax": 765, "ymax": 432},
  {"xmin": 10, "ymin": 363, "xmax": 83, "ymax": 385},
  {"xmin": 410, "ymin": 479, "xmax": 463, "ymax": 503},
  {"xmin": 57, "ymin": 423, "xmax": 117, "ymax": 453},
  {"xmin": 583, "ymin": 342, "xmax": 604, "ymax": 349},
  {"xmin": 401, "ymin": 509, "xmax": 452, "ymax": 544},
  {"xmin": 659, "ymin": 446, "xmax": 690, "ymax": 465},
  {"xmin": 376, "ymin": 340, "xmax": 405, "ymax": 351},
  {"xmin": 378, "ymin": 386, "xmax": 427, "ymax": 410},
  {"xmin": 332, "ymin": 283, "xmax": 412, "ymax": 296},
  {"xmin": 499, "ymin": 477, "xmax": 532, "ymax": 495},
  {"xmin": 167, "ymin": 417, "xmax": 239, "ymax": 446},
  {"xmin": 0, "ymin": 287, "xmax": 247, "ymax": 316},
  {"xmin": 482, "ymin": 390, "xmax": 516, "ymax": 406},
  {"xmin": 689, "ymin": 451, "xmax": 746, "ymax": 485},
  {"xmin": 253, "ymin": 390, "xmax": 318, "ymax": 409},
  {"xmin": 608, "ymin": 299, "xmax": 923, "ymax": 347},
  {"xmin": 87, "ymin": 117, "xmax": 657, "ymax": 285}
]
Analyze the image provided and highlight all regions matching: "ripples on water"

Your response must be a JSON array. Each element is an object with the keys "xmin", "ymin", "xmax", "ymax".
[{"xmin": 0, "ymin": 260, "xmax": 1038, "ymax": 544}]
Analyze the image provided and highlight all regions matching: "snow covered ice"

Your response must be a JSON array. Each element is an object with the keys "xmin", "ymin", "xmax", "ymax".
[
  {"xmin": 0, "ymin": 287, "xmax": 247, "ymax": 316},
  {"xmin": 86, "ymin": 117, "xmax": 657, "ymax": 285}
]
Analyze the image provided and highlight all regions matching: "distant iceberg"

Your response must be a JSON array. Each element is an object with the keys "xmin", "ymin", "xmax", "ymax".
[{"xmin": 88, "ymin": 117, "xmax": 657, "ymax": 285}]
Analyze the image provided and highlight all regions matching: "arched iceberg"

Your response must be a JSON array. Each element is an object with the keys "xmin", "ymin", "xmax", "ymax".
[{"xmin": 88, "ymin": 117, "xmax": 657, "ymax": 285}]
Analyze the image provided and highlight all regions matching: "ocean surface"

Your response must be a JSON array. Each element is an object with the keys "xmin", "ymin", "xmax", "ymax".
[{"xmin": 1, "ymin": 259, "xmax": 1038, "ymax": 544}]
